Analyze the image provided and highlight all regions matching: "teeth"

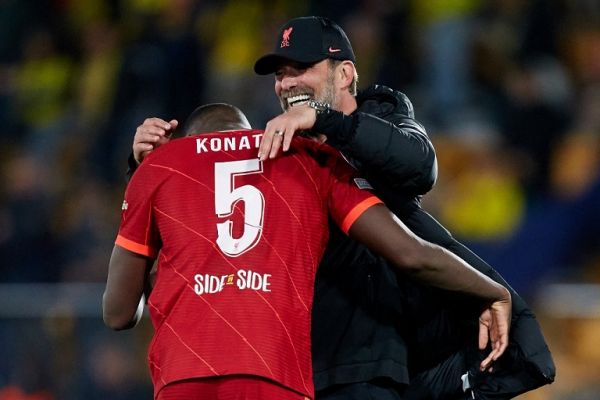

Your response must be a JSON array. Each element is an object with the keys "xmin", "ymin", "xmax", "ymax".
[{"xmin": 287, "ymin": 94, "xmax": 311, "ymax": 107}]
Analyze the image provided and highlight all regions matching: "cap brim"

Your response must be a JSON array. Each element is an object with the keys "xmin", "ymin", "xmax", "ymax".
[{"xmin": 253, "ymin": 53, "xmax": 325, "ymax": 75}]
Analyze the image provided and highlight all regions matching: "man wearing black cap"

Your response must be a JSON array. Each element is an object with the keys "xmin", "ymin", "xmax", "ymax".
[
  {"xmin": 128, "ymin": 16, "xmax": 554, "ymax": 400},
  {"xmin": 252, "ymin": 16, "xmax": 555, "ymax": 400}
]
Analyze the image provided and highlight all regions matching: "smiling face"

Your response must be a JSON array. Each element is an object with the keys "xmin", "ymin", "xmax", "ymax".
[{"xmin": 274, "ymin": 59, "xmax": 339, "ymax": 111}]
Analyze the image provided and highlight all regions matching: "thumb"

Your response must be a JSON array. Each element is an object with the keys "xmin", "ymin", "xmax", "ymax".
[{"xmin": 169, "ymin": 119, "xmax": 179, "ymax": 130}]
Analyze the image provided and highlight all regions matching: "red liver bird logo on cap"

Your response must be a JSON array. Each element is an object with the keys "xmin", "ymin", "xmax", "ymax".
[{"xmin": 281, "ymin": 27, "xmax": 293, "ymax": 48}]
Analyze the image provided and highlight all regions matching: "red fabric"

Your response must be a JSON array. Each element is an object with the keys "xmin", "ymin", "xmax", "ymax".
[
  {"xmin": 157, "ymin": 376, "xmax": 308, "ymax": 400},
  {"xmin": 116, "ymin": 130, "xmax": 379, "ymax": 398}
]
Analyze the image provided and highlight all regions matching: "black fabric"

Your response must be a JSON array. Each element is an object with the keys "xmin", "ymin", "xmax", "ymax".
[
  {"xmin": 316, "ymin": 380, "xmax": 406, "ymax": 400},
  {"xmin": 126, "ymin": 152, "xmax": 138, "ymax": 181},
  {"xmin": 314, "ymin": 85, "xmax": 437, "ymax": 198},
  {"xmin": 310, "ymin": 84, "xmax": 555, "ymax": 398},
  {"xmin": 312, "ymin": 224, "xmax": 410, "ymax": 389}
]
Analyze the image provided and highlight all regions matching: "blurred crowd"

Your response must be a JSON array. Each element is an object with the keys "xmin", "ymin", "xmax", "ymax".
[{"xmin": 0, "ymin": 0, "xmax": 599, "ymax": 399}]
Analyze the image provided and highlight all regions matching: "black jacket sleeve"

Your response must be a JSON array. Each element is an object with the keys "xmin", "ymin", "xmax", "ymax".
[
  {"xmin": 125, "ymin": 153, "xmax": 138, "ymax": 182},
  {"xmin": 312, "ymin": 90, "xmax": 437, "ymax": 196}
]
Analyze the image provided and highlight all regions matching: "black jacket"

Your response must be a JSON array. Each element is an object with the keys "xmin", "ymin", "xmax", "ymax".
[{"xmin": 310, "ymin": 84, "xmax": 555, "ymax": 399}]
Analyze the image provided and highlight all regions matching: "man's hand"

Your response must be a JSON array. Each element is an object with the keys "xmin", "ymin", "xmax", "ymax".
[
  {"xmin": 133, "ymin": 118, "xmax": 178, "ymax": 164},
  {"xmin": 258, "ymin": 105, "xmax": 317, "ymax": 161},
  {"xmin": 478, "ymin": 290, "xmax": 512, "ymax": 371}
]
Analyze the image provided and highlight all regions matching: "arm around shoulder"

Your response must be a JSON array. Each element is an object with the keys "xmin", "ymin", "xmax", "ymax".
[
  {"xmin": 313, "ymin": 95, "xmax": 437, "ymax": 195},
  {"xmin": 348, "ymin": 203, "xmax": 511, "ymax": 368},
  {"xmin": 348, "ymin": 204, "xmax": 510, "ymax": 304}
]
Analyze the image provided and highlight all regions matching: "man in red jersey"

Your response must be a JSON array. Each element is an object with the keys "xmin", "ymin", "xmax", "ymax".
[{"xmin": 103, "ymin": 103, "xmax": 511, "ymax": 400}]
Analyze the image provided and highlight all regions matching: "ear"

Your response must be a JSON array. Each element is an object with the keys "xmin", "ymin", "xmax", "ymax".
[{"xmin": 336, "ymin": 61, "xmax": 356, "ymax": 91}]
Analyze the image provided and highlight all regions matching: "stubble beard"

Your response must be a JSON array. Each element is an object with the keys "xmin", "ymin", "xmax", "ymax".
[{"xmin": 278, "ymin": 68, "xmax": 338, "ymax": 112}]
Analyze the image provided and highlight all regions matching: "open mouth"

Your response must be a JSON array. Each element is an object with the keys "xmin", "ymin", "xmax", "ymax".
[{"xmin": 286, "ymin": 94, "xmax": 312, "ymax": 108}]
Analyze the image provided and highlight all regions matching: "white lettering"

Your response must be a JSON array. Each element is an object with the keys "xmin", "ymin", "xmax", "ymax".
[
  {"xmin": 239, "ymin": 135, "xmax": 250, "ymax": 150},
  {"xmin": 193, "ymin": 270, "xmax": 271, "ymax": 295},
  {"xmin": 252, "ymin": 134, "xmax": 262, "ymax": 148},
  {"xmin": 194, "ymin": 274, "xmax": 229, "ymax": 295},
  {"xmin": 210, "ymin": 138, "xmax": 222, "ymax": 152},
  {"xmin": 194, "ymin": 274, "xmax": 204, "ymax": 295},
  {"xmin": 196, "ymin": 134, "xmax": 263, "ymax": 154},
  {"xmin": 196, "ymin": 138, "xmax": 208, "ymax": 153},
  {"xmin": 236, "ymin": 269, "xmax": 271, "ymax": 292},
  {"xmin": 224, "ymin": 137, "xmax": 235, "ymax": 151}
]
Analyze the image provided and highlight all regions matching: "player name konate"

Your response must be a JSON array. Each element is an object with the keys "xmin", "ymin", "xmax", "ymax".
[{"xmin": 196, "ymin": 133, "xmax": 263, "ymax": 154}]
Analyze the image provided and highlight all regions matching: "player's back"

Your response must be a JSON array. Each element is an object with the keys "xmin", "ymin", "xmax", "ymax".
[{"xmin": 121, "ymin": 129, "xmax": 372, "ymax": 398}]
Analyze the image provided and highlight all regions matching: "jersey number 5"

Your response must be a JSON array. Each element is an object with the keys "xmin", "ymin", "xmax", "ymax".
[{"xmin": 214, "ymin": 159, "xmax": 265, "ymax": 257}]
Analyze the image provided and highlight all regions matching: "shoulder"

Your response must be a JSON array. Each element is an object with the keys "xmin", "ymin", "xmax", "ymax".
[
  {"xmin": 289, "ymin": 137, "xmax": 347, "ymax": 166},
  {"xmin": 144, "ymin": 136, "xmax": 196, "ymax": 163},
  {"xmin": 357, "ymin": 84, "xmax": 415, "ymax": 119}
]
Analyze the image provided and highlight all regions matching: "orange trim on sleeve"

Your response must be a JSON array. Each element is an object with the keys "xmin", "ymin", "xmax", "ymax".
[
  {"xmin": 115, "ymin": 234, "xmax": 157, "ymax": 258},
  {"xmin": 340, "ymin": 196, "xmax": 383, "ymax": 234}
]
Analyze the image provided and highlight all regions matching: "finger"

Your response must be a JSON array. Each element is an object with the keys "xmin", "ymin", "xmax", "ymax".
[
  {"xmin": 141, "ymin": 118, "xmax": 175, "ymax": 139},
  {"xmin": 480, "ymin": 352, "xmax": 494, "ymax": 371},
  {"xmin": 282, "ymin": 128, "xmax": 294, "ymax": 152},
  {"xmin": 269, "ymin": 130, "xmax": 284, "ymax": 159},
  {"xmin": 144, "ymin": 117, "xmax": 171, "ymax": 130},
  {"xmin": 480, "ymin": 341, "xmax": 503, "ymax": 371},
  {"xmin": 137, "ymin": 129, "xmax": 166, "ymax": 142},
  {"xmin": 167, "ymin": 119, "xmax": 179, "ymax": 137},
  {"xmin": 258, "ymin": 130, "xmax": 275, "ymax": 161},
  {"xmin": 136, "ymin": 143, "xmax": 155, "ymax": 152},
  {"xmin": 478, "ymin": 319, "xmax": 489, "ymax": 350},
  {"xmin": 493, "ymin": 331, "xmax": 509, "ymax": 360},
  {"xmin": 134, "ymin": 125, "xmax": 171, "ymax": 141}
]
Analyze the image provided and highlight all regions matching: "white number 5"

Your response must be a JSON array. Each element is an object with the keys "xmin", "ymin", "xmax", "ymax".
[{"xmin": 214, "ymin": 159, "xmax": 264, "ymax": 257}]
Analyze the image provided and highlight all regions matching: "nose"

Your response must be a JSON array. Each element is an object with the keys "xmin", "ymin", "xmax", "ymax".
[{"xmin": 279, "ymin": 74, "xmax": 297, "ymax": 91}]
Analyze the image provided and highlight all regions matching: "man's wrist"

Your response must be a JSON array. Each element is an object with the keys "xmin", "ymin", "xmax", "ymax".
[
  {"xmin": 312, "ymin": 108, "xmax": 355, "ymax": 148},
  {"xmin": 307, "ymin": 100, "xmax": 331, "ymax": 115}
]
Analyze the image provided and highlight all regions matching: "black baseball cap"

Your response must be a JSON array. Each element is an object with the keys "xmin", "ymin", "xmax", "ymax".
[{"xmin": 254, "ymin": 16, "xmax": 355, "ymax": 75}]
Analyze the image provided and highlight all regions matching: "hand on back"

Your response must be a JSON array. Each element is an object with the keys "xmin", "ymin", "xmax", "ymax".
[{"xmin": 258, "ymin": 105, "xmax": 317, "ymax": 160}]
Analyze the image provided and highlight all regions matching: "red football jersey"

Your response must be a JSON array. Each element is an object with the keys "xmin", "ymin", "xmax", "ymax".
[{"xmin": 116, "ymin": 129, "xmax": 381, "ymax": 399}]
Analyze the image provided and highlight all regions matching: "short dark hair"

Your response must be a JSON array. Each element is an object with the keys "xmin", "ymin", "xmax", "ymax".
[{"xmin": 183, "ymin": 103, "xmax": 251, "ymax": 136}]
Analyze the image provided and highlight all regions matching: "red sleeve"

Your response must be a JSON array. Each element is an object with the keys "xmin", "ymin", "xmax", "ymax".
[
  {"xmin": 115, "ymin": 162, "xmax": 161, "ymax": 258},
  {"xmin": 327, "ymin": 153, "xmax": 382, "ymax": 234}
]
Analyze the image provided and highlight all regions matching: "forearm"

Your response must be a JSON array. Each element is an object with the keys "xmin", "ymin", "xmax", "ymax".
[
  {"xmin": 349, "ymin": 205, "xmax": 509, "ymax": 303},
  {"xmin": 103, "ymin": 246, "xmax": 151, "ymax": 330},
  {"xmin": 406, "ymin": 239, "xmax": 509, "ymax": 303},
  {"xmin": 103, "ymin": 292, "xmax": 144, "ymax": 330},
  {"xmin": 313, "ymin": 110, "xmax": 437, "ymax": 194},
  {"xmin": 396, "ymin": 203, "xmax": 529, "ymax": 308}
]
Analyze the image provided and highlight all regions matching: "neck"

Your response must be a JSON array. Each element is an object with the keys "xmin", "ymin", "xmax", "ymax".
[{"xmin": 336, "ymin": 93, "xmax": 358, "ymax": 115}]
